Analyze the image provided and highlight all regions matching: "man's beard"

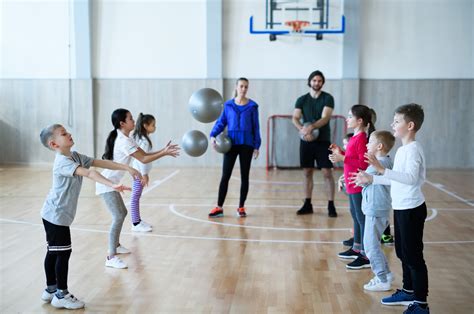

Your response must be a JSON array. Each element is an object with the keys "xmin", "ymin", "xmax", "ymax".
[{"xmin": 311, "ymin": 85, "xmax": 322, "ymax": 92}]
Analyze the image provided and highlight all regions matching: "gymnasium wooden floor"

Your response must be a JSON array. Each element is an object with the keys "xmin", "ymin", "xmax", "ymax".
[{"xmin": 1, "ymin": 166, "xmax": 473, "ymax": 313}]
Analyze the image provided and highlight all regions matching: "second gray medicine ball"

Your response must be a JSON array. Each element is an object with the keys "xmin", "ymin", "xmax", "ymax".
[{"xmin": 182, "ymin": 130, "xmax": 208, "ymax": 157}]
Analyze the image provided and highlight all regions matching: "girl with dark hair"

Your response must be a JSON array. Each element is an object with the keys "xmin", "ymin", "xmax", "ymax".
[
  {"xmin": 96, "ymin": 109, "xmax": 180, "ymax": 269},
  {"xmin": 130, "ymin": 113, "xmax": 156, "ymax": 232},
  {"xmin": 209, "ymin": 78, "xmax": 261, "ymax": 218},
  {"xmin": 329, "ymin": 104, "xmax": 374, "ymax": 269}
]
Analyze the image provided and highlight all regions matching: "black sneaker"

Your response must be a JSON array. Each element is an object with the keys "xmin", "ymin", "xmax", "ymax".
[
  {"xmin": 328, "ymin": 206, "xmax": 338, "ymax": 217},
  {"xmin": 381, "ymin": 234, "xmax": 394, "ymax": 246},
  {"xmin": 296, "ymin": 202, "xmax": 313, "ymax": 215},
  {"xmin": 342, "ymin": 237, "xmax": 354, "ymax": 247},
  {"xmin": 346, "ymin": 256, "xmax": 371, "ymax": 269},
  {"xmin": 403, "ymin": 302, "xmax": 430, "ymax": 313},
  {"xmin": 338, "ymin": 248, "xmax": 360, "ymax": 259}
]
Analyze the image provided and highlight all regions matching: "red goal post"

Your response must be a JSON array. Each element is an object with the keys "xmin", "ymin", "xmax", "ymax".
[{"xmin": 266, "ymin": 114, "xmax": 347, "ymax": 170}]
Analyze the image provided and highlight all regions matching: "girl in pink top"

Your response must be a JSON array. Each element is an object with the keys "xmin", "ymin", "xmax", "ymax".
[{"xmin": 330, "ymin": 104, "xmax": 375, "ymax": 269}]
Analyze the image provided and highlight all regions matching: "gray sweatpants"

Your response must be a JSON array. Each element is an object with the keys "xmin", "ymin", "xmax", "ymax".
[
  {"xmin": 101, "ymin": 191, "xmax": 127, "ymax": 255},
  {"xmin": 363, "ymin": 215, "xmax": 391, "ymax": 282}
]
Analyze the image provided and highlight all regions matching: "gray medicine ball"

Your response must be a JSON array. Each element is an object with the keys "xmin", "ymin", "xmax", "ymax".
[
  {"xmin": 215, "ymin": 133, "xmax": 232, "ymax": 154},
  {"xmin": 182, "ymin": 130, "xmax": 208, "ymax": 157},
  {"xmin": 188, "ymin": 88, "xmax": 224, "ymax": 123},
  {"xmin": 299, "ymin": 122, "xmax": 320, "ymax": 142}
]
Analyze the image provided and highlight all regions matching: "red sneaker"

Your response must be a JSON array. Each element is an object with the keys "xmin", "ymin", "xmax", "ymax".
[
  {"xmin": 236, "ymin": 207, "xmax": 247, "ymax": 217},
  {"xmin": 209, "ymin": 207, "xmax": 223, "ymax": 218}
]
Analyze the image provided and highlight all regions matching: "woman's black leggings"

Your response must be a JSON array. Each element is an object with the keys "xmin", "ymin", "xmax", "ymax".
[{"xmin": 218, "ymin": 145, "xmax": 254, "ymax": 208}]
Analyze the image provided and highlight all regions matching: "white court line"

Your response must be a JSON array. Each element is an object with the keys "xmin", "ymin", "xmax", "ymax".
[
  {"xmin": 425, "ymin": 208, "xmax": 437, "ymax": 221},
  {"xmin": 1, "ymin": 217, "xmax": 473, "ymax": 245},
  {"xmin": 0, "ymin": 219, "xmax": 340, "ymax": 244},
  {"xmin": 433, "ymin": 207, "xmax": 474, "ymax": 212},
  {"xmin": 168, "ymin": 204, "xmax": 351, "ymax": 231},
  {"xmin": 426, "ymin": 180, "xmax": 474, "ymax": 207},
  {"xmin": 142, "ymin": 170, "xmax": 180, "ymax": 195},
  {"xmin": 169, "ymin": 204, "xmax": 438, "ymax": 228},
  {"xmin": 231, "ymin": 176, "xmax": 323, "ymax": 185},
  {"xmin": 142, "ymin": 203, "xmax": 350, "ymax": 209}
]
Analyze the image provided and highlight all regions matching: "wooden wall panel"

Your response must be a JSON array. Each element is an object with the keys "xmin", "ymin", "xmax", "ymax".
[
  {"xmin": 0, "ymin": 79, "xmax": 94, "ymax": 164},
  {"xmin": 1, "ymin": 79, "xmax": 471, "ymax": 168}
]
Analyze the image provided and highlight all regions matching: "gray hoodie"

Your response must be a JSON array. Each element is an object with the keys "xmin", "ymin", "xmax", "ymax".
[{"xmin": 362, "ymin": 156, "xmax": 393, "ymax": 217}]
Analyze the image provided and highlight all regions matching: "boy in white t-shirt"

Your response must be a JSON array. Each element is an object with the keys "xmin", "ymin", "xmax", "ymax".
[{"xmin": 353, "ymin": 103, "xmax": 429, "ymax": 314}]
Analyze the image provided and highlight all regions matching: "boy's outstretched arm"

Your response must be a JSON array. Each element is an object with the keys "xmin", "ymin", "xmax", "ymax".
[
  {"xmin": 74, "ymin": 166, "xmax": 131, "ymax": 192},
  {"xmin": 92, "ymin": 159, "xmax": 142, "ymax": 180}
]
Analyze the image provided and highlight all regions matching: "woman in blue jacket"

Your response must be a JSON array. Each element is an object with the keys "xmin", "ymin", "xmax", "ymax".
[{"xmin": 209, "ymin": 78, "xmax": 261, "ymax": 218}]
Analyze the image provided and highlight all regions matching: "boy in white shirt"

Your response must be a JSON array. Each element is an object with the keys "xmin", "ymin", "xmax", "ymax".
[{"xmin": 353, "ymin": 103, "xmax": 429, "ymax": 314}]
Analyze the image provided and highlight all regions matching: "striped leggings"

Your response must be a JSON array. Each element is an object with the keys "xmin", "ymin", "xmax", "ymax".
[{"xmin": 130, "ymin": 178, "xmax": 144, "ymax": 224}]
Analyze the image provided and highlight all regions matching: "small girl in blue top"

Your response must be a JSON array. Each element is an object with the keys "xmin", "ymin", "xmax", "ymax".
[{"xmin": 209, "ymin": 77, "xmax": 261, "ymax": 218}]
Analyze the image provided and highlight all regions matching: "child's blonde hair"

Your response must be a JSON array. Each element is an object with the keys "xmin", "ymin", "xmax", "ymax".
[
  {"xmin": 371, "ymin": 130, "xmax": 395, "ymax": 153},
  {"xmin": 40, "ymin": 124, "xmax": 63, "ymax": 149}
]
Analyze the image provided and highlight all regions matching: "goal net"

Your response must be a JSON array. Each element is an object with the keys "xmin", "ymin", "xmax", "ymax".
[{"xmin": 266, "ymin": 114, "xmax": 347, "ymax": 169}]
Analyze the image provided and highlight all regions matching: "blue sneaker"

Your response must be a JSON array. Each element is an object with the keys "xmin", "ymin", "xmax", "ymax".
[
  {"xmin": 403, "ymin": 303, "xmax": 430, "ymax": 313},
  {"xmin": 381, "ymin": 289, "xmax": 415, "ymax": 306}
]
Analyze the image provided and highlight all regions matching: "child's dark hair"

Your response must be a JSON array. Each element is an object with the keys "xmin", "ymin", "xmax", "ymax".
[
  {"xmin": 133, "ymin": 113, "xmax": 155, "ymax": 149},
  {"xmin": 234, "ymin": 77, "xmax": 249, "ymax": 97},
  {"xmin": 351, "ymin": 104, "xmax": 375, "ymax": 138},
  {"xmin": 372, "ymin": 130, "xmax": 395, "ymax": 152},
  {"xmin": 369, "ymin": 108, "xmax": 377, "ymax": 124},
  {"xmin": 307, "ymin": 70, "xmax": 325, "ymax": 87},
  {"xmin": 395, "ymin": 103, "xmax": 424, "ymax": 131},
  {"xmin": 344, "ymin": 132, "xmax": 354, "ymax": 140},
  {"xmin": 102, "ymin": 108, "xmax": 130, "ymax": 160}
]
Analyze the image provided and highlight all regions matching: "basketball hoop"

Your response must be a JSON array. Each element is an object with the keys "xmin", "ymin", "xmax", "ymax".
[{"xmin": 284, "ymin": 20, "xmax": 310, "ymax": 33}]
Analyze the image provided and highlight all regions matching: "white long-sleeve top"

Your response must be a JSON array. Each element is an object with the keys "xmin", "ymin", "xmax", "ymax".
[
  {"xmin": 132, "ymin": 137, "xmax": 153, "ymax": 175},
  {"xmin": 373, "ymin": 141, "xmax": 426, "ymax": 210}
]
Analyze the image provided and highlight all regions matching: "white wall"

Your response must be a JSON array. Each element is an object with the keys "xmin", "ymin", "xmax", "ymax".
[
  {"xmin": 92, "ymin": 0, "xmax": 207, "ymax": 78},
  {"xmin": 0, "ymin": 0, "xmax": 209, "ymax": 79},
  {"xmin": 0, "ymin": 0, "xmax": 70, "ymax": 78},
  {"xmin": 2, "ymin": 0, "xmax": 472, "ymax": 80},
  {"xmin": 360, "ymin": 0, "xmax": 474, "ymax": 79},
  {"xmin": 223, "ymin": 0, "xmax": 344, "ymax": 79}
]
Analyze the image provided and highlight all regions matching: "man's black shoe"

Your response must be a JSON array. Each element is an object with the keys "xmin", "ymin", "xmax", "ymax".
[
  {"xmin": 328, "ymin": 201, "xmax": 337, "ymax": 217},
  {"xmin": 297, "ymin": 202, "xmax": 314, "ymax": 215}
]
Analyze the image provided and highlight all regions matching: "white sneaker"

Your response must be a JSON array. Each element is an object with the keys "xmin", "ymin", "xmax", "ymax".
[
  {"xmin": 387, "ymin": 272, "xmax": 395, "ymax": 283},
  {"xmin": 105, "ymin": 256, "xmax": 128, "ymax": 269},
  {"xmin": 41, "ymin": 290, "xmax": 54, "ymax": 303},
  {"xmin": 131, "ymin": 222, "xmax": 152, "ymax": 233},
  {"xmin": 116, "ymin": 245, "xmax": 131, "ymax": 254},
  {"xmin": 51, "ymin": 293, "xmax": 85, "ymax": 309},
  {"xmin": 363, "ymin": 276, "xmax": 391, "ymax": 291},
  {"xmin": 140, "ymin": 220, "xmax": 152, "ymax": 228}
]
